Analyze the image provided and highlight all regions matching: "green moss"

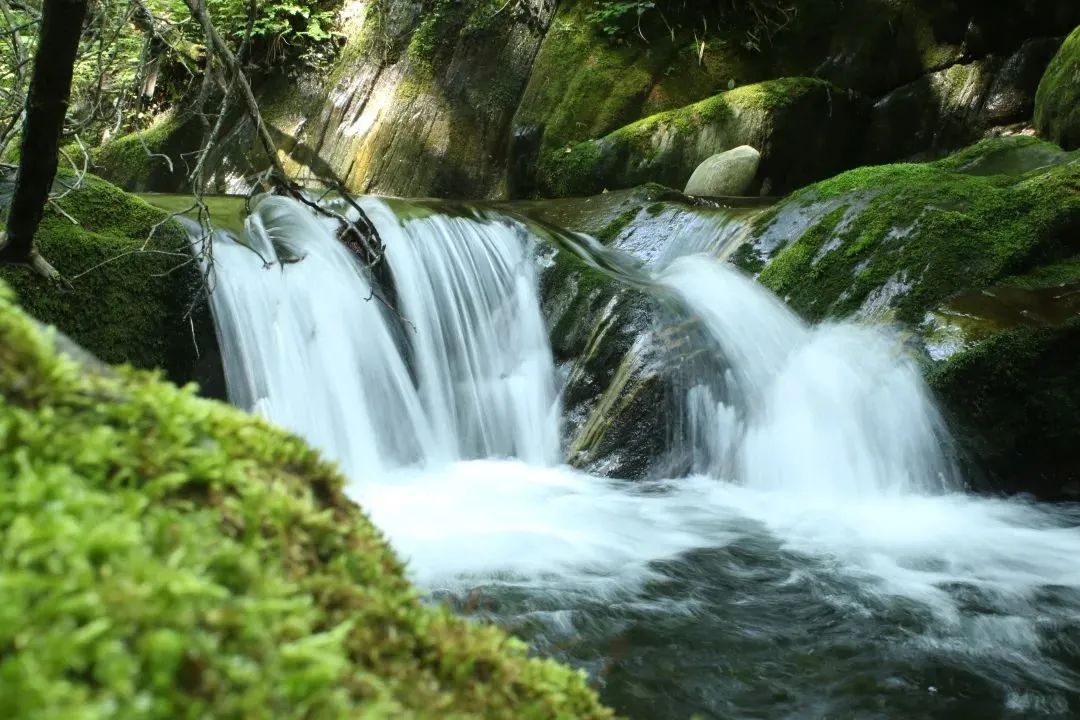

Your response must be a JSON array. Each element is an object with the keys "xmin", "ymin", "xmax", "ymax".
[
  {"xmin": 931, "ymin": 136, "xmax": 1075, "ymax": 176},
  {"xmin": 596, "ymin": 207, "xmax": 641, "ymax": 243},
  {"xmin": 92, "ymin": 113, "xmax": 188, "ymax": 192},
  {"xmin": 536, "ymin": 76, "xmax": 844, "ymax": 198},
  {"xmin": 1035, "ymin": 25, "xmax": 1080, "ymax": 150},
  {"xmin": 756, "ymin": 152, "xmax": 1080, "ymax": 323},
  {"xmin": 514, "ymin": 1, "xmax": 757, "ymax": 156},
  {"xmin": 0, "ymin": 174, "xmax": 206, "ymax": 382},
  {"xmin": 999, "ymin": 254, "xmax": 1080, "ymax": 290},
  {"xmin": 929, "ymin": 320, "xmax": 1080, "ymax": 498},
  {"xmin": 0, "ymin": 282, "xmax": 614, "ymax": 718},
  {"xmin": 537, "ymin": 142, "xmax": 605, "ymax": 198},
  {"xmin": 405, "ymin": 0, "xmax": 450, "ymax": 71}
]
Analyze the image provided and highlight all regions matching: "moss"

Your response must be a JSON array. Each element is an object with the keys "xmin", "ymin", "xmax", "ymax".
[
  {"xmin": 999, "ymin": 254, "xmax": 1080, "ymax": 290},
  {"xmin": 0, "ymin": 282, "xmax": 614, "ymax": 718},
  {"xmin": 595, "ymin": 207, "xmax": 641, "ymax": 244},
  {"xmin": 535, "ymin": 76, "xmax": 854, "ymax": 198},
  {"xmin": 929, "ymin": 320, "xmax": 1080, "ymax": 498},
  {"xmin": 92, "ymin": 113, "xmax": 190, "ymax": 192},
  {"xmin": 931, "ymin": 136, "xmax": 1075, "ymax": 176},
  {"xmin": 537, "ymin": 142, "xmax": 605, "ymax": 198},
  {"xmin": 1035, "ymin": 25, "xmax": 1080, "ymax": 150},
  {"xmin": 756, "ymin": 146, "xmax": 1080, "ymax": 323},
  {"xmin": 0, "ymin": 174, "xmax": 209, "ymax": 383},
  {"xmin": 514, "ymin": 1, "xmax": 757, "ymax": 156}
]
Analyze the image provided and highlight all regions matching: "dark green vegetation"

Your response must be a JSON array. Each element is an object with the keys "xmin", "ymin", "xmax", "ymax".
[
  {"xmin": 0, "ymin": 173, "xmax": 218, "ymax": 388},
  {"xmin": 0, "ymin": 282, "xmax": 614, "ymax": 718},
  {"xmin": 1035, "ymin": 24, "xmax": 1080, "ymax": 149},
  {"xmin": 931, "ymin": 320, "xmax": 1080, "ymax": 499}
]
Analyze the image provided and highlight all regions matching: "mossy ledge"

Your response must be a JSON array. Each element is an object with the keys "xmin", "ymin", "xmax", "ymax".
[
  {"xmin": 0, "ymin": 282, "xmax": 614, "ymax": 719},
  {"xmin": 750, "ymin": 137, "xmax": 1080, "ymax": 324},
  {"xmin": 0, "ymin": 173, "xmax": 217, "ymax": 389}
]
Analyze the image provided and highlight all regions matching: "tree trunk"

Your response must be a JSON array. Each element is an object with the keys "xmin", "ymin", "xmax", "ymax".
[{"xmin": 0, "ymin": 0, "xmax": 88, "ymax": 269}]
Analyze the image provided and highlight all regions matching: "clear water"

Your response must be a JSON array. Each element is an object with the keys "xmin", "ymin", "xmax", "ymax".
[{"xmin": 205, "ymin": 195, "xmax": 1080, "ymax": 719}]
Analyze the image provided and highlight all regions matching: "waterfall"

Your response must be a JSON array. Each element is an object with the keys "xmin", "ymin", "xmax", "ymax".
[
  {"xmin": 201, "ymin": 195, "xmax": 1080, "ymax": 719},
  {"xmin": 659, "ymin": 255, "xmax": 956, "ymax": 496},
  {"xmin": 204, "ymin": 194, "xmax": 560, "ymax": 475}
]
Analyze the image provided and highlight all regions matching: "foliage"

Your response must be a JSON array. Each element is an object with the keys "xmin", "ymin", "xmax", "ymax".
[
  {"xmin": 202, "ymin": 0, "xmax": 343, "ymax": 69},
  {"xmin": 584, "ymin": 0, "xmax": 799, "ymax": 51},
  {"xmin": 0, "ymin": 278, "xmax": 615, "ymax": 719}
]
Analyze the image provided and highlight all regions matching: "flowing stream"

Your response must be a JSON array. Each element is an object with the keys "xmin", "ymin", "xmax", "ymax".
[{"xmin": 203, "ymin": 194, "xmax": 1080, "ymax": 719}]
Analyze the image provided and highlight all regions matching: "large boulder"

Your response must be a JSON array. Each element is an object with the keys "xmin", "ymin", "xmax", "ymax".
[
  {"xmin": 684, "ymin": 146, "xmax": 761, "ymax": 197},
  {"xmin": 742, "ymin": 137, "xmax": 1080, "ymax": 324},
  {"xmin": 1035, "ymin": 25, "xmax": 1080, "ymax": 150},
  {"xmin": 0, "ymin": 283, "xmax": 614, "ymax": 718},
  {"xmin": 0, "ymin": 173, "xmax": 221, "ymax": 394},
  {"xmin": 864, "ymin": 39, "xmax": 1064, "ymax": 164},
  {"xmin": 537, "ymin": 78, "xmax": 868, "ymax": 199}
]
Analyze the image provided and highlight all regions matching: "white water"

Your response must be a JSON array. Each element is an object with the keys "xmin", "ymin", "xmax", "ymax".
[
  {"xmin": 205, "ymin": 196, "xmax": 1080, "ymax": 714},
  {"xmin": 206, "ymin": 195, "xmax": 559, "ymax": 475}
]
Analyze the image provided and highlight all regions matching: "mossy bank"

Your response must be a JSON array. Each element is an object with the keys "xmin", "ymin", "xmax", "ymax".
[
  {"xmin": 0, "ymin": 173, "xmax": 220, "ymax": 391},
  {"xmin": 0, "ymin": 282, "xmax": 614, "ymax": 718}
]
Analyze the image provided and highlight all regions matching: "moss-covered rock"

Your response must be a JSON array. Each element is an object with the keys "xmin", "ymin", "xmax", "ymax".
[
  {"xmin": 748, "ymin": 137, "xmax": 1080, "ymax": 325},
  {"xmin": 536, "ymin": 77, "xmax": 868, "ymax": 199},
  {"xmin": 92, "ymin": 113, "xmax": 202, "ymax": 193},
  {"xmin": 0, "ymin": 174, "xmax": 220, "ymax": 391},
  {"xmin": 1035, "ymin": 24, "xmax": 1080, "ymax": 150},
  {"xmin": 0, "ymin": 282, "xmax": 613, "ymax": 718},
  {"xmin": 929, "ymin": 320, "xmax": 1080, "ymax": 499}
]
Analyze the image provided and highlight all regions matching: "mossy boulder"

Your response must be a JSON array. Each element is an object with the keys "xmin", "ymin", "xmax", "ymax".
[
  {"xmin": 536, "ymin": 78, "xmax": 867, "ymax": 199},
  {"xmin": 92, "ymin": 113, "xmax": 202, "ymax": 193},
  {"xmin": 1035, "ymin": 24, "xmax": 1080, "ymax": 150},
  {"xmin": 0, "ymin": 173, "xmax": 220, "ymax": 392},
  {"xmin": 0, "ymin": 281, "xmax": 614, "ymax": 719},
  {"xmin": 746, "ymin": 136, "xmax": 1080, "ymax": 325},
  {"xmin": 929, "ymin": 320, "xmax": 1080, "ymax": 499}
]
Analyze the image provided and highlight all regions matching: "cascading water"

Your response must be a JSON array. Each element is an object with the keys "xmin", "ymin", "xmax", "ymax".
[
  {"xmin": 661, "ymin": 255, "xmax": 955, "ymax": 496},
  {"xmin": 203, "ymin": 195, "xmax": 1080, "ymax": 719},
  {"xmin": 205, "ymin": 195, "xmax": 560, "ymax": 475}
]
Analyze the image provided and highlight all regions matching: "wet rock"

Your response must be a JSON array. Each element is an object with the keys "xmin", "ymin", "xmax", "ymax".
[{"xmin": 984, "ymin": 38, "xmax": 1064, "ymax": 125}]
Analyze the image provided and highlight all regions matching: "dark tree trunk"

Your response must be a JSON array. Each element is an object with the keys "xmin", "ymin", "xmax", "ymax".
[{"xmin": 0, "ymin": 0, "xmax": 88, "ymax": 270}]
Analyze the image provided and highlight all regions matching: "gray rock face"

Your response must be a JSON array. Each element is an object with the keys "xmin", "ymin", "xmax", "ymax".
[{"xmin": 683, "ymin": 146, "xmax": 761, "ymax": 197}]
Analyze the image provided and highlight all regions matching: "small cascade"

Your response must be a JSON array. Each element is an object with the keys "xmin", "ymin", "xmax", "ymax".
[
  {"xmin": 204, "ymin": 194, "xmax": 560, "ymax": 475},
  {"xmin": 659, "ymin": 255, "xmax": 955, "ymax": 496},
  {"xmin": 362, "ymin": 201, "xmax": 560, "ymax": 466},
  {"xmin": 203, "ymin": 196, "xmax": 432, "ymax": 479}
]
